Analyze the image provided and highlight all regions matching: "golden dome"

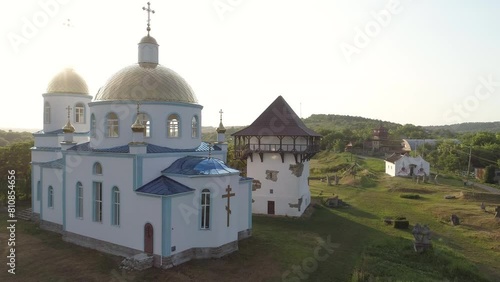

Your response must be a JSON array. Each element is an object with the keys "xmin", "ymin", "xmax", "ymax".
[
  {"xmin": 46, "ymin": 68, "xmax": 89, "ymax": 94},
  {"xmin": 94, "ymin": 63, "xmax": 198, "ymax": 104},
  {"xmin": 62, "ymin": 120, "xmax": 75, "ymax": 133}
]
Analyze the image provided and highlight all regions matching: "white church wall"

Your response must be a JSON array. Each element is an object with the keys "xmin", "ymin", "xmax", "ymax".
[
  {"xmin": 34, "ymin": 135, "xmax": 62, "ymax": 148},
  {"xmin": 385, "ymin": 161, "xmax": 396, "ymax": 177},
  {"xmin": 64, "ymin": 154, "xmax": 165, "ymax": 255},
  {"xmin": 140, "ymin": 156, "xmax": 182, "ymax": 187},
  {"xmin": 31, "ymin": 150, "xmax": 62, "ymax": 163},
  {"xmin": 43, "ymin": 94, "xmax": 92, "ymax": 133},
  {"xmin": 89, "ymin": 103, "xmax": 202, "ymax": 150},
  {"xmin": 170, "ymin": 194, "xmax": 198, "ymax": 254},
  {"xmin": 32, "ymin": 165, "xmax": 41, "ymax": 215},
  {"xmin": 168, "ymin": 175, "xmax": 242, "ymax": 248},
  {"xmin": 235, "ymin": 179, "xmax": 252, "ymax": 233},
  {"xmin": 40, "ymin": 167, "xmax": 63, "ymax": 225}
]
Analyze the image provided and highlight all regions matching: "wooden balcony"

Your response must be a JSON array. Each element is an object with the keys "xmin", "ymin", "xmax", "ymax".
[{"xmin": 234, "ymin": 143, "xmax": 320, "ymax": 163}]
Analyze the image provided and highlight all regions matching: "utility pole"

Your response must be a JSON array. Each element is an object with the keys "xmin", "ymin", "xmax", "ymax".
[{"xmin": 466, "ymin": 145, "xmax": 472, "ymax": 186}]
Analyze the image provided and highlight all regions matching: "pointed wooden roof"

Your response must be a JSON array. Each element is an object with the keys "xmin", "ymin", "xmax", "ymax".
[{"xmin": 232, "ymin": 96, "xmax": 321, "ymax": 137}]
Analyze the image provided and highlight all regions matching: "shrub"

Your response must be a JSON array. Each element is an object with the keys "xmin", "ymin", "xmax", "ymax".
[
  {"xmin": 394, "ymin": 218, "xmax": 409, "ymax": 229},
  {"xmin": 400, "ymin": 194, "xmax": 420, "ymax": 199}
]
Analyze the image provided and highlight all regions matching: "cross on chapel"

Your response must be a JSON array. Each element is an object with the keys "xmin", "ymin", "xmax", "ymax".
[
  {"xmin": 142, "ymin": 2, "xmax": 155, "ymax": 35},
  {"xmin": 65, "ymin": 105, "xmax": 72, "ymax": 120},
  {"xmin": 222, "ymin": 185, "xmax": 235, "ymax": 227}
]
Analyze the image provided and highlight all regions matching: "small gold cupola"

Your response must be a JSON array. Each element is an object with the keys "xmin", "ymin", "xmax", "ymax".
[{"xmin": 62, "ymin": 105, "xmax": 75, "ymax": 133}]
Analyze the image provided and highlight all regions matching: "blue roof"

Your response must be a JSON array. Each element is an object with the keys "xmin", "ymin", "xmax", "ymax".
[
  {"xmin": 33, "ymin": 129, "xmax": 89, "ymax": 135},
  {"xmin": 136, "ymin": 175, "xmax": 195, "ymax": 196},
  {"xmin": 39, "ymin": 158, "xmax": 64, "ymax": 169},
  {"xmin": 162, "ymin": 156, "xmax": 240, "ymax": 176},
  {"xmin": 67, "ymin": 142, "xmax": 220, "ymax": 154}
]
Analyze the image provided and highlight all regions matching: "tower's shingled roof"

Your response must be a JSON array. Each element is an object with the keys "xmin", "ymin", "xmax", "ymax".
[{"xmin": 232, "ymin": 96, "xmax": 321, "ymax": 137}]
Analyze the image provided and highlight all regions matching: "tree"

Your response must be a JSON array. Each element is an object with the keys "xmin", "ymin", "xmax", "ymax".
[
  {"xmin": 0, "ymin": 141, "xmax": 33, "ymax": 202},
  {"xmin": 483, "ymin": 165, "xmax": 498, "ymax": 184},
  {"xmin": 471, "ymin": 132, "xmax": 497, "ymax": 146}
]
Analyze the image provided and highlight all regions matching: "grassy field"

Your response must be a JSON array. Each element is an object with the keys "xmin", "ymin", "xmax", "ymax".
[{"xmin": 1, "ymin": 154, "xmax": 499, "ymax": 281}]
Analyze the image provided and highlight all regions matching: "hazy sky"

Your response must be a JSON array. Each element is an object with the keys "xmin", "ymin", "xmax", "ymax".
[{"xmin": 2, "ymin": 0, "xmax": 500, "ymax": 130}]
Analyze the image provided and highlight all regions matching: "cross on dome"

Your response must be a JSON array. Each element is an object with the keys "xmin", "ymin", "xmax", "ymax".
[{"xmin": 142, "ymin": 2, "xmax": 155, "ymax": 36}]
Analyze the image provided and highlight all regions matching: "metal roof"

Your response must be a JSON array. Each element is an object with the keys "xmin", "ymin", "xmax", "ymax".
[
  {"xmin": 67, "ymin": 142, "xmax": 220, "ymax": 154},
  {"xmin": 39, "ymin": 158, "xmax": 64, "ymax": 169},
  {"xmin": 94, "ymin": 63, "xmax": 197, "ymax": 104},
  {"xmin": 46, "ymin": 68, "xmax": 89, "ymax": 94},
  {"xmin": 232, "ymin": 96, "xmax": 321, "ymax": 137},
  {"xmin": 162, "ymin": 156, "xmax": 239, "ymax": 175},
  {"xmin": 136, "ymin": 175, "xmax": 194, "ymax": 196}
]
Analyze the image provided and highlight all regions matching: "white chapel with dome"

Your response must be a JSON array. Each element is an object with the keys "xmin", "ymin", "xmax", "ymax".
[{"xmin": 30, "ymin": 3, "xmax": 252, "ymax": 268}]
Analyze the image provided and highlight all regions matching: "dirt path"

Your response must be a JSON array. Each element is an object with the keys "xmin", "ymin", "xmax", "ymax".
[{"xmin": 470, "ymin": 182, "xmax": 500, "ymax": 194}]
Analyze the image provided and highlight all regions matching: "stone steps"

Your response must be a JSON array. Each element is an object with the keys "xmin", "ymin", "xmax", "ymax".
[{"xmin": 16, "ymin": 208, "xmax": 32, "ymax": 221}]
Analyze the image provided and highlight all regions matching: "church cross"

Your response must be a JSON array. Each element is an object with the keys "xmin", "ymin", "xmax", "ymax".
[
  {"xmin": 219, "ymin": 109, "xmax": 223, "ymax": 123},
  {"xmin": 142, "ymin": 2, "xmax": 155, "ymax": 35},
  {"xmin": 136, "ymin": 102, "xmax": 141, "ymax": 116},
  {"xmin": 221, "ymin": 185, "xmax": 235, "ymax": 227},
  {"xmin": 65, "ymin": 105, "xmax": 72, "ymax": 120}
]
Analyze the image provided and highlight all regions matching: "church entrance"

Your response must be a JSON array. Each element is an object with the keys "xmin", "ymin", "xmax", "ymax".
[
  {"xmin": 267, "ymin": 201, "xmax": 275, "ymax": 215},
  {"xmin": 409, "ymin": 164, "xmax": 417, "ymax": 176},
  {"xmin": 144, "ymin": 223, "xmax": 153, "ymax": 254}
]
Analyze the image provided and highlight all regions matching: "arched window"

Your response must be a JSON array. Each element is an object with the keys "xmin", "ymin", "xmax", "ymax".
[
  {"xmin": 167, "ymin": 114, "xmax": 180, "ymax": 138},
  {"xmin": 93, "ymin": 182, "xmax": 102, "ymax": 222},
  {"xmin": 76, "ymin": 182, "xmax": 83, "ymax": 218},
  {"xmin": 90, "ymin": 114, "xmax": 96, "ymax": 137},
  {"xmin": 138, "ymin": 113, "xmax": 151, "ymax": 138},
  {"xmin": 200, "ymin": 189, "xmax": 210, "ymax": 229},
  {"xmin": 48, "ymin": 186, "xmax": 54, "ymax": 208},
  {"xmin": 106, "ymin": 112, "xmax": 119, "ymax": 137},
  {"xmin": 44, "ymin": 102, "xmax": 51, "ymax": 124},
  {"xmin": 112, "ymin": 187, "xmax": 120, "ymax": 226},
  {"xmin": 191, "ymin": 116, "xmax": 199, "ymax": 138},
  {"xmin": 93, "ymin": 162, "xmax": 103, "ymax": 175},
  {"xmin": 75, "ymin": 103, "xmax": 85, "ymax": 123}
]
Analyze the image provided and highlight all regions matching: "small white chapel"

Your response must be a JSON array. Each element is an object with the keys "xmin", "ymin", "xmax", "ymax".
[{"xmin": 30, "ymin": 3, "xmax": 252, "ymax": 268}]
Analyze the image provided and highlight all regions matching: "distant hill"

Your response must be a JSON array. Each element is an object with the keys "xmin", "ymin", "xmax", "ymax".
[
  {"xmin": 425, "ymin": 122, "xmax": 500, "ymax": 133},
  {"xmin": 303, "ymin": 114, "xmax": 401, "ymax": 132}
]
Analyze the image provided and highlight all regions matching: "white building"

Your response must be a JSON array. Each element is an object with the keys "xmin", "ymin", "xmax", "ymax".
[
  {"xmin": 31, "ymin": 11, "xmax": 252, "ymax": 268},
  {"xmin": 385, "ymin": 153, "xmax": 430, "ymax": 177},
  {"xmin": 232, "ymin": 96, "xmax": 321, "ymax": 217}
]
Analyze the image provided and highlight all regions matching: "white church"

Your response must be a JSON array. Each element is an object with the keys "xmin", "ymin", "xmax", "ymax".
[
  {"xmin": 232, "ymin": 96, "xmax": 321, "ymax": 217},
  {"xmin": 30, "ymin": 4, "xmax": 252, "ymax": 268},
  {"xmin": 385, "ymin": 153, "xmax": 430, "ymax": 177}
]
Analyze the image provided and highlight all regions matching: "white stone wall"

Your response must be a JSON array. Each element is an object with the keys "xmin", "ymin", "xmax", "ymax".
[
  {"xmin": 32, "ymin": 165, "xmax": 41, "ymax": 215},
  {"xmin": 168, "ymin": 175, "xmax": 250, "ymax": 252},
  {"xmin": 40, "ymin": 167, "xmax": 63, "ymax": 225},
  {"xmin": 247, "ymin": 152, "xmax": 310, "ymax": 217},
  {"xmin": 42, "ymin": 93, "xmax": 92, "ymax": 133},
  {"xmin": 89, "ymin": 102, "xmax": 202, "ymax": 150},
  {"xmin": 64, "ymin": 154, "xmax": 166, "ymax": 255},
  {"xmin": 385, "ymin": 161, "xmax": 396, "ymax": 176}
]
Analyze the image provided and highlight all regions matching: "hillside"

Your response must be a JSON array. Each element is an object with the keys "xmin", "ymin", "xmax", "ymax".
[
  {"xmin": 303, "ymin": 114, "xmax": 401, "ymax": 132},
  {"xmin": 425, "ymin": 122, "xmax": 500, "ymax": 133}
]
